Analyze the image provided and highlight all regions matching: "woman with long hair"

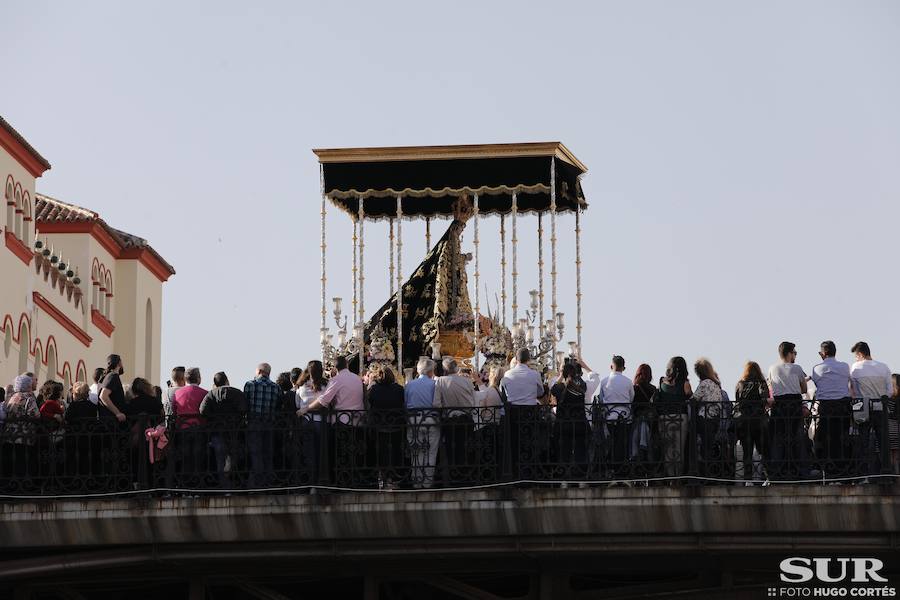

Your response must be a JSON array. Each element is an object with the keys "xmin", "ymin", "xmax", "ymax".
[
  {"xmin": 551, "ymin": 360, "xmax": 589, "ymax": 478},
  {"xmin": 656, "ymin": 356, "xmax": 693, "ymax": 478},
  {"xmin": 474, "ymin": 365, "xmax": 504, "ymax": 480},
  {"xmin": 296, "ymin": 360, "xmax": 328, "ymax": 485},
  {"xmin": 366, "ymin": 364, "xmax": 405, "ymax": 489},
  {"xmin": 631, "ymin": 364, "xmax": 657, "ymax": 466},
  {"xmin": 693, "ymin": 358, "xmax": 723, "ymax": 477},
  {"xmin": 735, "ymin": 361, "xmax": 769, "ymax": 482}
]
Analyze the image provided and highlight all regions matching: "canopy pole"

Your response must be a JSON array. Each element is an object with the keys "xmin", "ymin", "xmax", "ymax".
[
  {"xmin": 358, "ymin": 196, "xmax": 365, "ymax": 373},
  {"xmin": 352, "ymin": 221, "xmax": 358, "ymax": 331},
  {"xmin": 425, "ymin": 217, "xmax": 431, "ymax": 251},
  {"xmin": 575, "ymin": 203, "xmax": 583, "ymax": 358},
  {"xmin": 550, "ymin": 157, "xmax": 558, "ymax": 351},
  {"xmin": 538, "ymin": 213, "xmax": 544, "ymax": 333},
  {"xmin": 511, "ymin": 192, "xmax": 518, "ymax": 325},
  {"xmin": 396, "ymin": 195, "xmax": 403, "ymax": 377},
  {"xmin": 388, "ymin": 218, "xmax": 395, "ymax": 296},
  {"xmin": 320, "ymin": 170, "xmax": 327, "ymax": 362},
  {"xmin": 473, "ymin": 193, "xmax": 480, "ymax": 374},
  {"xmin": 500, "ymin": 214, "xmax": 506, "ymax": 326}
]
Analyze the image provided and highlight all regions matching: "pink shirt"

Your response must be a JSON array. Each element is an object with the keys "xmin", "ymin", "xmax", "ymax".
[
  {"xmin": 173, "ymin": 384, "xmax": 208, "ymax": 429},
  {"xmin": 318, "ymin": 369, "xmax": 364, "ymax": 423}
]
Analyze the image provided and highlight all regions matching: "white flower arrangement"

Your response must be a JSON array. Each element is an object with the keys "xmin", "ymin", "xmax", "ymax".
[{"xmin": 367, "ymin": 324, "xmax": 396, "ymax": 363}]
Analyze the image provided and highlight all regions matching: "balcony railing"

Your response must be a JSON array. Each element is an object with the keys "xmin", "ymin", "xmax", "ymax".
[{"xmin": 0, "ymin": 399, "xmax": 893, "ymax": 497}]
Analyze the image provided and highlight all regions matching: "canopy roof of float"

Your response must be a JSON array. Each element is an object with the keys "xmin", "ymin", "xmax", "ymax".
[{"xmin": 313, "ymin": 142, "xmax": 588, "ymax": 220}]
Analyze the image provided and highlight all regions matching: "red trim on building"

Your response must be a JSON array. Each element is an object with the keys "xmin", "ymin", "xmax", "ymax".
[
  {"xmin": 5, "ymin": 231, "xmax": 33, "ymax": 265},
  {"xmin": 32, "ymin": 292, "xmax": 92, "ymax": 347},
  {"xmin": 36, "ymin": 222, "xmax": 172, "ymax": 282},
  {"xmin": 0, "ymin": 123, "xmax": 50, "ymax": 178},
  {"xmin": 37, "ymin": 221, "xmax": 121, "ymax": 258},
  {"xmin": 91, "ymin": 308, "xmax": 115, "ymax": 337},
  {"xmin": 120, "ymin": 247, "xmax": 174, "ymax": 282}
]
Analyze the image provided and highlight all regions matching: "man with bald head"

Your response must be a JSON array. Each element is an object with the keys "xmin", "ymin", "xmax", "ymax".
[{"xmin": 244, "ymin": 362, "xmax": 282, "ymax": 487}]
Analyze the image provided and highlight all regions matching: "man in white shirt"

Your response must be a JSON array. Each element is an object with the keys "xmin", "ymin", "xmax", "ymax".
[
  {"xmin": 501, "ymin": 348, "xmax": 546, "ymax": 479},
  {"xmin": 811, "ymin": 341, "xmax": 852, "ymax": 475},
  {"xmin": 850, "ymin": 341, "xmax": 892, "ymax": 477},
  {"xmin": 766, "ymin": 341, "xmax": 810, "ymax": 479},
  {"xmin": 593, "ymin": 355, "xmax": 634, "ymax": 475}
]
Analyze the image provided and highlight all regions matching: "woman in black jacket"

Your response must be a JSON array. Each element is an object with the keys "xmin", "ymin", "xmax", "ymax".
[{"xmin": 366, "ymin": 364, "xmax": 405, "ymax": 488}]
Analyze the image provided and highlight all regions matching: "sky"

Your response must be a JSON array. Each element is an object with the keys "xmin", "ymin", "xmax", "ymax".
[{"xmin": 3, "ymin": 1, "xmax": 899, "ymax": 392}]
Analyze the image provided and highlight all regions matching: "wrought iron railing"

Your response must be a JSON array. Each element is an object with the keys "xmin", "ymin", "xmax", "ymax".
[{"xmin": 0, "ymin": 398, "xmax": 893, "ymax": 496}]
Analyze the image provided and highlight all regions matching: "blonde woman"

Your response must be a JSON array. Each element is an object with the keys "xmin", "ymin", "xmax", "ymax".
[
  {"xmin": 474, "ymin": 365, "xmax": 504, "ymax": 478},
  {"xmin": 693, "ymin": 358, "xmax": 723, "ymax": 477}
]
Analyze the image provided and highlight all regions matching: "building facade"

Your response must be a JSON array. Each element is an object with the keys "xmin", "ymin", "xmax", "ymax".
[{"xmin": 1, "ymin": 115, "xmax": 174, "ymax": 389}]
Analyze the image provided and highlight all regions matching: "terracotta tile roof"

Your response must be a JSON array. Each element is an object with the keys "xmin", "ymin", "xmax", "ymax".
[
  {"xmin": 34, "ymin": 194, "xmax": 97, "ymax": 223},
  {"xmin": 0, "ymin": 115, "xmax": 51, "ymax": 170},
  {"xmin": 34, "ymin": 194, "xmax": 175, "ymax": 276}
]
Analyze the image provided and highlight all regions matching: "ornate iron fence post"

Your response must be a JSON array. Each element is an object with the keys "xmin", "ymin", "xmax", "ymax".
[{"xmin": 687, "ymin": 398, "xmax": 699, "ymax": 482}]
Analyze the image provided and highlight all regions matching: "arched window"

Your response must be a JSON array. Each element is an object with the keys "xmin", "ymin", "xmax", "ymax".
[
  {"xmin": 13, "ymin": 190, "xmax": 22, "ymax": 239},
  {"xmin": 104, "ymin": 273, "xmax": 113, "ymax": 319},
  {"xmin": 33, "ymin": 345, "xmax": 42, "ymax": 384},
  {"xmin": 46, "ymin": 343, "xmax": 58, "ymax": 382},
  {"xmin": 17, "ymin": 319, "xmax": 30, "ymax": 374},
  {"xmin": 22, "ymin": 193, "xmax": 31, "ymax": 246},
  {"xmin": 144, "ymin": 298, "xmax": 153, "ymax": 378},
  {"xmin": 3, "ymin": 320, "xmax": 12, "ymax": 359},
  {"xmin": 62, "ymin": 365, "xmax": 71, "ymax": 390},
  {"xmin": 4, "ymin": 179, "xmax": 13, "ymax": 230},
  {"xmin": 76, "ymin": 362, "xmax": 87, "ymax": 384}
]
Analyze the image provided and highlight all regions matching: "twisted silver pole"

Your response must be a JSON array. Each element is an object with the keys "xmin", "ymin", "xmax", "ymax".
[
  {"xmin": 500, "ymin": 214, "xmax": 506, "ymax": 326},
  {"xmin": 358, "ymin": 195, "xmax": 365, "ymax": 373},
  {"xmin": 319, "ymin": 166, "xmax": 327, "ymax": 362},
  {"xmin": 396, "ymin": 195, "xmax": 403, "ymax": 377},
  {"xmin": 389, "ymin": 218, "xmax": 395, "ymax": 296},
  {"xmin": 538, "ymin": 212, "xmax": 544, "ymax": 332},
  {"xmin": 425, "ymin": 217, "xmax": 431, "ymax": 252},
  {"xmin": 352, "ymin": 220, "xmax": 358, "ymax": 331},
  {"xmin": 511, "ymin": 192, "xmax": 518, "ymax": 324},
  {"xmin": 550, "ymin": 157, "xmax": 558, "ymax": 349},
  {"xmin": 473, "ymin": 193, "xmax": 480, "ymax": 374},
  {"xmin": 575, "ymin": 202, "xmax": 583, "ymax": 358}
]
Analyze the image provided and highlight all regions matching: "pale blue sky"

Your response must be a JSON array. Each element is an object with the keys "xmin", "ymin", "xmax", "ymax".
[{"xmin": 4, "ymin": 1, "xmax": 899, "ymax": 391}]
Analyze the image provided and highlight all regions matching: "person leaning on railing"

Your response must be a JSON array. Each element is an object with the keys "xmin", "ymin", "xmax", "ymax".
[
  {"xmin": 810, "ymin": 341, "xmax": 852, "ymax": 477},
  {"xmin": 1, "ymin": 374, "xmax": 39, "ymax": 480},
  {"xmin": 199, "ymin": 371, "xmax": 246, "ymax": 487},
  {"xmin": 404, "ymin": 357, "xmax": 439, "ymax": 489},
  {"xmin": 655, "ymin": 357, "xmax": 692, "ymax": 479},
  {"xmin": 766, "ymin": 342, "xmax": 810, "ymax": 480},
  {"xmin": 434, "ymin": 357, "xmax": 477, "ymax": 485},
  {"xmin": 366, "ymin": 363, "xmax": 405, "ymax": 489},
  {"xmin": 631, "ymin": 364, "xmax": 657, "ymax": 465},
  {"xmin": 849, "ymin": 341, "xmax": 893, "ymax": 478},
  {"xmin": 550, "ymin": 360, "xmax": 589, "ymax": 478},
  {"xmin": 692, "ymin": 359, "xmax": 723, "ymax": 478},
  {"xmin": 501, "ymin": 348, "xmax": 545, "ymax": 479},
  {"xmin": 593, "ymin": 355, "xmax": 634, "ymax": 478},
  {"xmin": 734, "ymin": 361, "xmax": 770, "ymax": 482},
  {"xmin": 473, "ymin": 365, "xmax": 504, "ymax": 479}
]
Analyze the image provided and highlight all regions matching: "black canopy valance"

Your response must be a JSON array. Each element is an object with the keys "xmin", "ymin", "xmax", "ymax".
[{"xmin": 313, "ymin": 142, "xmax": 588, "ymax": 220}]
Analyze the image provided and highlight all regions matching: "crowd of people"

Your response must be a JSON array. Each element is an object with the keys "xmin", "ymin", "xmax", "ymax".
[{"xmin": 0, "ymin": 340, "xmax": 897, "ymax": 492}]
